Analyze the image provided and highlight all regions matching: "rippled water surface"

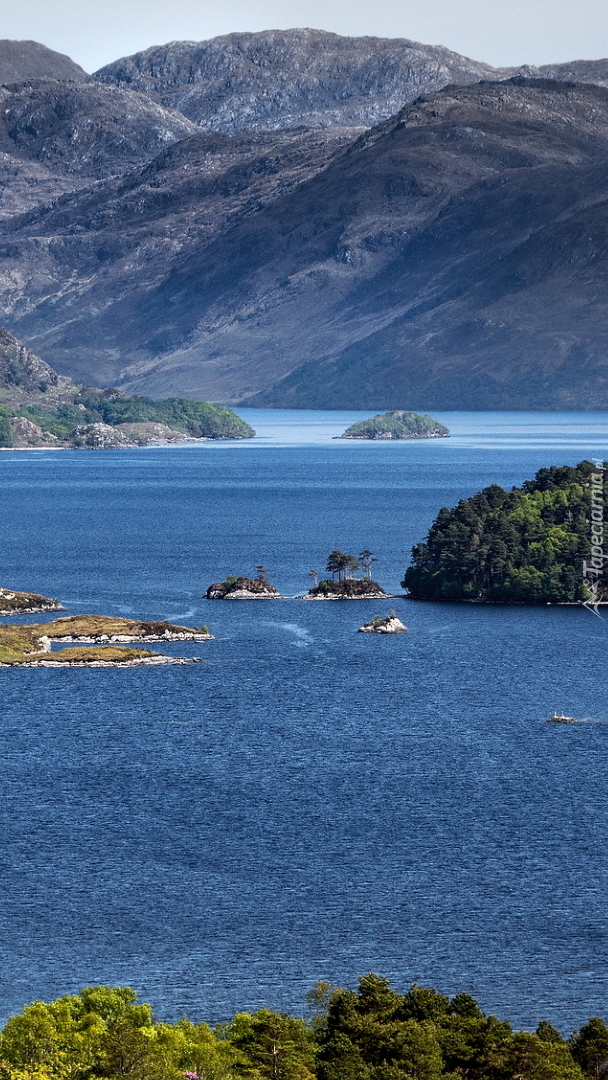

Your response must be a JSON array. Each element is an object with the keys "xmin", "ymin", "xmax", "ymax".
[{"xmin": 1, "ymin": 410, "xmax": 607, "ymax": 1031}]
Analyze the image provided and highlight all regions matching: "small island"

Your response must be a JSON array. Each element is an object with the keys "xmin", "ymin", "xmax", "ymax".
[
  {"xmin": 337, "ymin": 411, "xmax": 449, "ymax": 440},
  {"xmin": 206, "ymin": 567, "xmax": 282, "ymax": 599},
  {"xmin": 0, "ymin": 614, "xmax": 213, "ymax": 667},
  {"xmin": 402, "ymin": 460, "xmax": 608, "ymax": 604},
  {"xmin": 0, "ymin": 587, "xmax": 64, "ymax": 616},
  {"xmin": 305, "ymin": 550, "xmax": 392, "ymax": 599},
  {"xmin": 358, "ymin": 613, "xmax": 408, "ymax": 633}
]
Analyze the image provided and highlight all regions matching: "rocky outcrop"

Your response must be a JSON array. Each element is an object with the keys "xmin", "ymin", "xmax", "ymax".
[
  {"xmin": 1, "ymin": 654, "xmax": 204, "ymax": 667},
  {"xmin": 0, "ymin": 329, "xmax": 77, "ymax": 403},
  {"xmin": 0, "ymin": 612, "xmax": 213, "ymax": 665},
  {"xmin": 8, "ymin": 415, "xmax": 55, "ymax": 447},
  {"xmin": 205, "ymin": 576, "xmax": 281, "ymax": 599},
  {"xmin": 114, "ymin": 422, "xmax": 201, "ymax": 445},
  {"xmin": 68, "ymin": 423, "xmax": 136, "ymax": 448},
  {"xmin": 358, "ymin": 614, "xmax": 408, "ymax": 633}
]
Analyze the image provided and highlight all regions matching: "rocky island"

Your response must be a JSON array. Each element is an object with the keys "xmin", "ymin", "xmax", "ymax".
[
  {"xmin": 0, "ymin": 330, "xmax": 254, "ymax": 448},
  {"xmin": 205, "ymin": 570, "xmax": 282, "ymax": 599},
  {"xmin": 0, "ymin": 587, "xmax": 64, "ymax": 616},
  {"xmin": 358, "ymin": 613, "xmax": 408, "ymax": 633},
  {"xmin": 0, "ymin": 614, "xmax": 213, "ymax": 666},
  {"xmin": 338, "ymin": 411, "xmax": 449, "ymax": 440}
]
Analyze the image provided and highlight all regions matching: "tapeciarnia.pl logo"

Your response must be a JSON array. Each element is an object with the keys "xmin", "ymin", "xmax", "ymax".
[{"xmin": 582, "ymin": 458, "xmax": 605, "ymax": 617}]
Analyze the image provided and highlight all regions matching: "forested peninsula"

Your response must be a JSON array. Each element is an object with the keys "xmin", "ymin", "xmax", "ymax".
[
  {"xmin": 0, "ymin": 976, "xmax": 605, "ymax": 1080},
  {"xmin": 403, "ymin": 461, "xmax": 607, "ymax": 604},
  {"xmin": 0, "ymin": 329, "xmax": 254, "ymax": 447}
]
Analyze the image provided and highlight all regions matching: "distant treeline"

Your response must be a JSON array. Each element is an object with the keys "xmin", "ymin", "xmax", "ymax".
[{"xmin": 0, "ymin": 975, "xmax": 605, "ymax": 1080}]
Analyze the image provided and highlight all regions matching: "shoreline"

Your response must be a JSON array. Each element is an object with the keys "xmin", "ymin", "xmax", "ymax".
[{"xmin": 0, "ymin": 655, "xmax": 204, "ymax": 668}]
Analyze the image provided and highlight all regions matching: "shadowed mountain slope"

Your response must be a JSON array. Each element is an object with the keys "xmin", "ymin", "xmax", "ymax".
[
  {"xmin": 0, "ymin": 80, "xmax": 198, "ymax": 217},
  {"xmin": 2, "ymin": 77, "xmax": 608, "ymax": 406}
]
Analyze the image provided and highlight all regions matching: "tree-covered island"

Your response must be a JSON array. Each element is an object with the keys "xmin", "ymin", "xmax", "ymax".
[
  {"xmin": 403, "ymin": 461, "xmax": 607, "ymax": 604},
  {"xmin": 0, "ymin": 975, "xmax": 606, "ymax": 1080},
  {"xmin": 306, "ymin": 550, "xmax": 391, "ymax": 598},
  {"xmin": 338, "ymin": 411, "xmax": 449, "ymax": 440}
]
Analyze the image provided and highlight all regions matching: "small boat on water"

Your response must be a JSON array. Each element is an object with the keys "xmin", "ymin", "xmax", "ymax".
[{"xmin": 546, "ymin": 712, "xmax": 580, "ymax": 724}]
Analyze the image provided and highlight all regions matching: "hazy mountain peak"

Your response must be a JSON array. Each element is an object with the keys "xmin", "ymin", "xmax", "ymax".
[{"xmin": 0, "ymin": 39, "xmax": 87, "ymax": 83}]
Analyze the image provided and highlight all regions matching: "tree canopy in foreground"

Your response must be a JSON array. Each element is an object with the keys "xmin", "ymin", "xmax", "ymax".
[
  {"xmin": 0, "ymin": 976, "xmax": 605, "ymax": 1080},
  {"xmin": 403, "ymin": 461, "xmax": 607, "ymax": 603}
]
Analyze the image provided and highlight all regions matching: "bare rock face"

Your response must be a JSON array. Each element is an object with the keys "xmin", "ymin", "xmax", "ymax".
[
  {"xmin": 9, "ymin": 415, "xmax": 54, "ymax": 447},
  {"xmin": 0, "ymin": 40, "xmax": 87, "ymax": 83},
  {"xmin": 68, "ymin": 423, "xmax": 136, "ymax": 449},
  {"xmin": 94, "ymin": 28, "xmax": 503, "ymax": 132}
]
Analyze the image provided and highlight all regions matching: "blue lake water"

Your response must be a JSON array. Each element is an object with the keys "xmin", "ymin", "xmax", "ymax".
[{"xmin": 1, "ymin": 409, "xmax": 608, "ymax": 1033}]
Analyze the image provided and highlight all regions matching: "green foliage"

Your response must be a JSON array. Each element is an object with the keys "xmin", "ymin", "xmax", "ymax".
[
  {"xmin": 403, "ymin": 461, "xmax": 607, "ymax": 603},
  {"xmin": 341, "ymin": 412, "xmax": 449, "ymax": 440},
  {"xmin": 0, "ymin": 979, "xmax": 599, "ymax": 1080},
  {"xmin": 9, "ymin": 396, "xmax": 254, "ymax": 443},
  {"xmin": 0, "ymin": 405, "xmax": 13, "ymax": 447},
  {"xmin": 74, "ymin": 394, "xmax": 254, "ymax": 439},
  {"xmin": 570, "ymin": 1017, "xmax": 608, "ymax": 1080}
]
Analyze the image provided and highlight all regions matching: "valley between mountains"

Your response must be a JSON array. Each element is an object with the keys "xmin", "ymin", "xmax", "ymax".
[{"xmin": 1, "ymin": 32, "xmax": 608, "ymax": 407}]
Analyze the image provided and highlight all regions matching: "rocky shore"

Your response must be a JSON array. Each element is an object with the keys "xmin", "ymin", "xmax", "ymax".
[
  {"xmin": 0, "ymin": 613, "xmax": 214, "ymax": 666},
  {"xmin": 304, "ymin": 579, "xmax": 392, "ymax": 600},
  {"xmin": 2, "ymin": 654, "xmax": 204, "ymax": 668}
]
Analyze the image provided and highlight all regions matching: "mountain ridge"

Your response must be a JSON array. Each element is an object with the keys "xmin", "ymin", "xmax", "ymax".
[{"xmin": 2, "ymin": 33, "xmax": 608, "ymax": 406}]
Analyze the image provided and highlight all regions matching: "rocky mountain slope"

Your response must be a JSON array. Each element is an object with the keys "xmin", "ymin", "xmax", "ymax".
[
  {"xmin": 93, "ymin": 28, "xmax": 504, "ymax": 132},
  {"xmin": 0, "ymin": 327, "xmax": 77, "ymax": 404},
  {"xmin": 0, "ymin": 40, "xmax": 87, "ymax": 83},
  {"xmin": 94, "ymin": 31, "xmax": 608, "ymax": 133},
  {"xmin": 2, "ymin": 32, "xmax": 608, "ymax": 407},
  {"xmin": 3, "ymin": 78, "xmax": 608, "ymax": 407}
]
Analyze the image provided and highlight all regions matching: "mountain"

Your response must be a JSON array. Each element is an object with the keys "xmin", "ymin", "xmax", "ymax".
[
  {"xmin": 2, "ymin": 33, "xmax": 608, "ymax": 407},
  {"xmin": 0, "ymin": 125, "xmax": 358, "ymax": 387},
  {"xmin": 0, "ymin": 80, "xmax": 198, "ymax": 217},
  {"xmin": 0, "ymin": 39, "xmax": 87, "ymax": 83},
  {"xmin": 3, "ymin": 78, "xmax": 608, "ymax": 407},
  {"xmin": 0, "ymin": 328, "xmax": 254, "ymax": 446},
  {"xmin": 93, "ymin": 28, "xmax": 505, "ymax": 132}
]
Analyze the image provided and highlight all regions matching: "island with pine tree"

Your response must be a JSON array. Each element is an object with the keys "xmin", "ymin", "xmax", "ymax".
[{"xmin": 305, "ymin": 550, "xmax": 392, "ymax": 598}]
